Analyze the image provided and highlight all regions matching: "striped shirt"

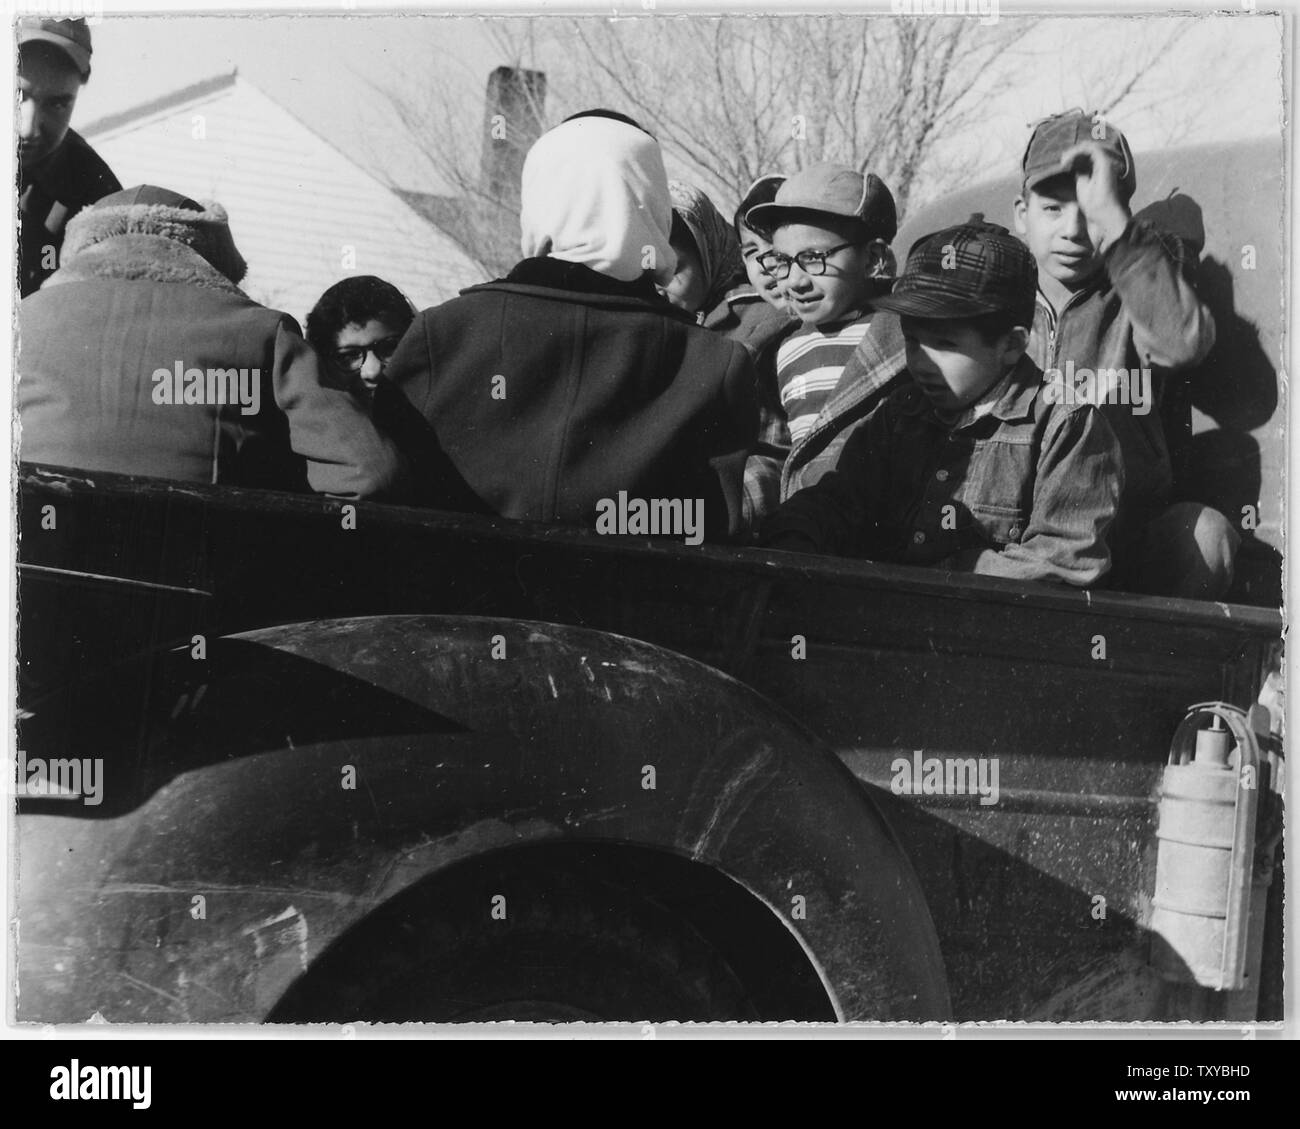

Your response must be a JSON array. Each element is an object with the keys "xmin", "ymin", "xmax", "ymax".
[{"xmin": 776, "ymin": 315, "xmax": 872, "ymax": 445}]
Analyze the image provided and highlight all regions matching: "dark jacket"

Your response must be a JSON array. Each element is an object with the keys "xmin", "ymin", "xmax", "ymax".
[
  {"xmin": 741, "ymin": 307, "xmax": 909, "ymax": 530},
  {"xmin": 19, "ymin": 211, "xmax": 401, "ymax": 498},
  {"xmin": 764, "ymin": 357, "xmax": 1123, "ymax": 587},
  {"xmin": 1028, "ymin": 217, "xmax": 1215, "ymax": 534},
  {"xmin": 705, "ymin": 290, "xmax": 799, "ymax": 529},
  {"xmin": 384, "ymin": 257, "xmax": 759, "ymax": 540},
  {"xmin": 19, "ymin": 128, "xmax": 121, "ymax": 297},
  {"xmin": 703, "ymin": 286, "xmax": 798, "ymax": 358}
]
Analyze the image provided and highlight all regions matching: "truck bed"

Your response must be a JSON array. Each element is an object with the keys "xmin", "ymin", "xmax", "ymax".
[{"xmin": 16, "ymin": 464, "xmax": 1284, "ymax": 1020}]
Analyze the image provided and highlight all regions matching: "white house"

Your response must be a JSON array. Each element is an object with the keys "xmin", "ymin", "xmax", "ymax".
[{"xmin": 80, "ymin": 71, "xmax": 487, "ymax": 324}]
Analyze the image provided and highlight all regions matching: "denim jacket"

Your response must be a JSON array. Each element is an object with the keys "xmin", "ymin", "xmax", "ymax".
[
  {"xmin": 763, "ymin": 356, "xmax": 1124, "ymax": 586},
  {"xmin": 1029, "ymin": 217, "xmax": 1214, "ymax": 529}
]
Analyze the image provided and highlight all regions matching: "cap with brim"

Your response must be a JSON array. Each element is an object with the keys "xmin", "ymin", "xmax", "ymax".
[
  {"xmin": 869, "ymin": 290, "xmax": 1011, "ymax": 319},
  {"xmin": 18, "ymin": 18, "xmax": 92, "ymax": 79},
  {"xmin": 734, "ymin": 174, "xmax": 786, "ymax": 233},
  {"xmin": 868, "ymin": 216, "xmax": 1037, "ymax": 327},
  {"xmin": 1022, "ymin": 109, "xmax": 1136, "ymax": 198},
  {"xmin": 746, "ymin": 163, "xmax": 897, "ymax": 242}
]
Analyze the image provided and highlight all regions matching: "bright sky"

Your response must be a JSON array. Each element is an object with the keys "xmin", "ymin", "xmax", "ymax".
[
  {"xmin": 79, "ymin": 7, "xmax": 1283, "ymax": 205},
  {"xmin": 85, "ymin": 15, "xmax": 505, "ymax": 190}
]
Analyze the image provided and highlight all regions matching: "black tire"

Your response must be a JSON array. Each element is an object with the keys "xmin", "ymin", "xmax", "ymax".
[{"xmin": 272, "ymin": 845, "xmax": 771, "ymax": 1023}]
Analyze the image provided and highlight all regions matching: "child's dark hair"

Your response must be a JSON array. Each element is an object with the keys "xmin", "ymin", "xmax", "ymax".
[
  {"xmin": 306, "ymin": 276, "xmax": 416, "ymax": 358},
  {"xmin": 965, "ymin": 308, "xmax": 1032, "ymax": 344}
]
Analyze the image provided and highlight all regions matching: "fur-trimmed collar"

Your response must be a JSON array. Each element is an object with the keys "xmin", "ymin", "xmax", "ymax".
[
  {"xmin": 43, "ymin": 234, "xmax": 248, "ymax": 295},
  {"xmin": 53, "ymin": 199, "xmax": 248, "ymax": 289}
]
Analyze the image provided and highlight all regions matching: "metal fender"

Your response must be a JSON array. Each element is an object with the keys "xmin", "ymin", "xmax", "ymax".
[{"xmin": 16, "ymin": 615, "xmax": 950, "ymax": 1022}]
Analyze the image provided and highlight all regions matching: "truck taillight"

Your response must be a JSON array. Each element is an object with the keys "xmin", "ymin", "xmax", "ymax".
[{"xmin": 1150, "ymin": 704, "xmax": 1261, "ymax": 991}]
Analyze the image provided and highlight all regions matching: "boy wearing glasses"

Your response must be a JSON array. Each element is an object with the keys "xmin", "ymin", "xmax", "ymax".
[
  {"xmin": 746, "ymin": 164, "xmax": 898, "ymax": 449},
  {"xmin": 763, "ymin": 219, "xmax": 1123, "ymax": 588}
]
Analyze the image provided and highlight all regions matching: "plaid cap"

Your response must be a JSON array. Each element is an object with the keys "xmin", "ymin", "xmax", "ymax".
[
  {"xmin": 18, "ymin": 17, "xmax": 93, "ymax": 80},
  {"xmin": 869, "ymin": 216, "xmax": 1037, "ymax": 326},
  {"xmin": 1022, "ymin": 109, "xmax": 1136, "ymax": 198},
  {"xmin": 745, "ymin": 163, "xmax": 897, "ymax": 242}
]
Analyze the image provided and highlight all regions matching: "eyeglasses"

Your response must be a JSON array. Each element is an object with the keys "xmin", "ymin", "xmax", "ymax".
[
  {"xmin": 756, "ymin": 241, "xmax": 863, "ymax": 280},
  {"xmin": 334, "ymin": 336, "xmax": 402, "ymax": 373}
]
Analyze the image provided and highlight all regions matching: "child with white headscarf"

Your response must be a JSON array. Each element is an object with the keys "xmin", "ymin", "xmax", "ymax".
[
  {"xmin": 383, "ymin": 111, "xmax": 758, "ymax": 541},
  {"xmin": 520, "ymin": 111, "xmax": 677, "ymax": 287}
]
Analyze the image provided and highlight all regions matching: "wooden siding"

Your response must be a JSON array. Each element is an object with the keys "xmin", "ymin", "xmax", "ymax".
[{"xmin": 84, "ymin": 76, "xmax": 488, "ymax": 322}]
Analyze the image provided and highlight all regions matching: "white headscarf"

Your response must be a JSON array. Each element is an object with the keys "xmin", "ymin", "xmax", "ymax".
[{"xmin": 520, "ymin": 115, "xmax": 676, "ymax": 286}]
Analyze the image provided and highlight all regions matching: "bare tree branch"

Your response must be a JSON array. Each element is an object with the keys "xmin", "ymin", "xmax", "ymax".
[{"xmin": 361, "ymin": 14, "xmax": 1230, "ymax": 274}]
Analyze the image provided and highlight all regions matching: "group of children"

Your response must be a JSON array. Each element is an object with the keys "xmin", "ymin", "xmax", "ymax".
[
  {"xmin": 693, "ymin": 109, "xmax": 1229, "ymax": 598},
  {"xmin": 295, "ymin": 108, "xmax": 1232, "ymax": 599},
  {"xmin": 13, "ymin": 13, "xmax": 1237, "ymax": 599}
]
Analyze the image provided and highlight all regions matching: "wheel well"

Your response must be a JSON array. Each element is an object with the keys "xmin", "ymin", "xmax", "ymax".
[{"xmin": 269, "ymin": 840, "xmax": 839, "ymax": 1022}]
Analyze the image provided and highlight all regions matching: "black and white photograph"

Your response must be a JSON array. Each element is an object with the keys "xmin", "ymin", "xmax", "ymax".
[{"xmin": 4, "ymin": 0, "xmax": 1292, "ymax": 1067}]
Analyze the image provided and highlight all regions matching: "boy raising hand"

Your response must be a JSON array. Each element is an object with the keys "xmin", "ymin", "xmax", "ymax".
[
  {"xmin": 1013, "ymin": 110, "xmax": 1236, "ymax": 599},
  {"xmin": 1054, "ymin": 138, "xmax": 1135, "ymax": 258}
]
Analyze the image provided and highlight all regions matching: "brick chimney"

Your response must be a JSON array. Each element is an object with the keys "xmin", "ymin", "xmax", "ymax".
[{"xmin": 480, "ymin": 66, "xmax": 547, "ymax": 201}]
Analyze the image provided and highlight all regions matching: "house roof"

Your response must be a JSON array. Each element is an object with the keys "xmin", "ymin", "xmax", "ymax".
[
  {"xmin": 392, "ymin": 189, "xmax": 465, "ymax": 235},
  {"xmin": 79, "ymin": 71, "xmax": 487, "ymax": 318},
  {"xmin": 83, "ymin": 69, "xmax": 463, "ymax": 219},
  {"xmin": 80, "ymin": 71, "xmax": 241, "ymax": 138}
]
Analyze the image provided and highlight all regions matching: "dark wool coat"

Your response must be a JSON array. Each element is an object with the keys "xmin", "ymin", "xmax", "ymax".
[
  {"xmin": 18, "ymin": 204, "xmax": 402, "ymax": 499},
  {"xmin": 383, "ymin": 257, "xmax": 759, "ymax": 540},
  {"xmin": 19, "ymin": 128, "xmax": 121, "ymax": 297}
]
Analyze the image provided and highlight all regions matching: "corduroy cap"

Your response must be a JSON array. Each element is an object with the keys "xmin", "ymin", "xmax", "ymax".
[
  {"xmin": 745, "ymin": 163, "xmax": 897, "ymax": 242},
  {"xmin": 18, "ymin": 17, "xmax": 93, "ymax": 80},
  {"xmin": 1022, "ymin": 109, "xmax": 1136, "ymax": 199},
  {"xmin": 869, "ymin": 216, "xmax": 1037, "ymax": 327}
]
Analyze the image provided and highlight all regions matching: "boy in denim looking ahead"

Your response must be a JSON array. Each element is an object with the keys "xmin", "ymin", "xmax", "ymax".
[{"xmin": 763, "ymin": 219, "xmax": 1123, "ymax": 587}]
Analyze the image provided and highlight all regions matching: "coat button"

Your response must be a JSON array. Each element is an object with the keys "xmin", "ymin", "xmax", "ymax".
[
  {"xmin": 1008, "ymin": 526, "xmax": 1021, "ymax": 539},
  {"xmin": 913, "ymin": 530, "xmax": 927, "ymax": 544},
  {"xmin": 935, "ymin": 469, "xmax": 949, "ymax": 482}
]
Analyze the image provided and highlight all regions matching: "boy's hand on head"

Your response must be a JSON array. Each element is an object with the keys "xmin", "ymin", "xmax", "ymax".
[{"xmin": 1059, "ymin": 142, "xmax": 1132, "ymax": 254}]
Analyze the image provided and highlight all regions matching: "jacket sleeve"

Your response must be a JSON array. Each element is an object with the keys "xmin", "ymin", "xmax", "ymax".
[
  {"xmin": 1104, "ymin": 218, "xmax": 1216, "ymax": 371},
  {"xmin": 761, "ymin": 405, "xmax": 890, "ymax": 556},
  {"xmin": 708, "ymin": 342, "xmax": 761, "ymax": 542},
  {"xmin": 271, "ymin": 321, "xmax": 405, "ymax": 499},
  {"xmin": 948, "ymin": 405, "xmax": 1123, "ymax": 586},
  {"xmin": 741, "ymin": 378, "xmax": 793, "ymax": 533},
  {"xmin": 742, "ymin": 450, "xmax": 785, "ymax": 534}
]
